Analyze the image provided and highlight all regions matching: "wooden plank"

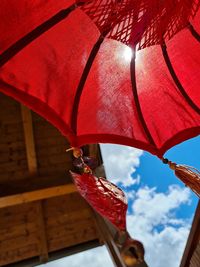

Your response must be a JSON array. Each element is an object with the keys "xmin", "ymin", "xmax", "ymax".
[
  {"xmin": 36, "ymin": 201, "xmax": 49, "ymax": 263},
  {"xmin": 36, "ymin": 154, "xmax": 71, "ymax": 167},
  {"xmin": 0, "ymin": 201, "xmax": 35, "ymax": 215},
  {"xmin": 0, "ymin": 213, "xmax": 36, "ymax": 229},
  {"xmin": 21, "ymin": 104, "xmax": 37, "ymax": 176},
  {"xmin": 2, "ymin": 121, "xmax": 24, "ymax": 134},
  {"xmin": 47, "ymin": 218, "xmax": 97, "ymax": 239},
  {"xmin": 0, "ymin": 233, "xmax": 38, "ymax": 252},
  {"xmin": 0, "ymin": 210, "xmax": 36, "ymax": 228},
  {"xmin": 0, "ymin": 201, "xmax": 36, "ymax": 215},
  {"xmin": 44, "ymin": 193, "xmax": 89, "ymax": 217},
  {"xmin": 0, "ymin": 222, "xmax": 37, "ymax": 242},
  {"xmin": 0, "ymin": 176, "xmax": 71, "ymax": 196},
  {"xmin": 48, "ymin": 226, "xmax": 97, "ymax": 252},
  {"xmin": 37, "ymin": 145, "xmax": 69, "ymax": 157},
  {"xmin": 0, "ymin": 150, "xmax": 27, "ymax": 163},
  {"xmin": 0, "ymin": 244, "xmax": 38, "ymax": 266},
  {"xmin": 0, "ymin": 140, "xmax": 25, "ymax": 152},
  {"xmin": 0, "ymin": 159, "xmax": 28, "ymax": 172},
  {"xmin": 0, "ymin": 131, "xmax": 24, "ymax": 144},
  {"xmin": 34, "ymin": 136, "xmax": 68, "ymax": 148},
  {"xmin": 46, "ymin": 209, "xmax": 93, "ymax": 227},
  {"xmin": 0, "ymin": 170, "xmax": 30, "ymax": 183},
  {"xmin": 38, "ymin": 164, "xmax": 73, "ymax": 178},
  {"xmin": 0, "ymin": 184, "xmax": 77, "ymax": 208},
  {"xmin": 33, "ymin": 124, "xmax": 62, "ymax": 139}
]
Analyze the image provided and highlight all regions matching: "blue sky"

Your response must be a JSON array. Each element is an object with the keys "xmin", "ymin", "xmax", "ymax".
[
  {"xmin": 39, "ymin": 136, "xmax": 199, "ymax": 267},
  {"xmin": 120, "ymin": 137, "xmax": 199, "ymax": 217}
]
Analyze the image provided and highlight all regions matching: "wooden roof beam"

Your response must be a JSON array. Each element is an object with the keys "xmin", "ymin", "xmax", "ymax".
[{"xmin": 0, "ymin": 183, "xmax": 77, "ymax": 208}]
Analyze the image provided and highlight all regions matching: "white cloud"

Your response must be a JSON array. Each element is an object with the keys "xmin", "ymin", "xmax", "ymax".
[
  {"xmin": 100, "ymin": 144, "xmax": 143, "ymax": 187},
  {"xmin": 127, "ymin": 185, "xmax": 191, "ymax": 267}
]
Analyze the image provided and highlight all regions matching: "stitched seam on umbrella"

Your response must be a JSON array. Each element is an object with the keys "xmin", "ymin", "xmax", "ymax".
[
  {"xmin": 130, "ymin": 49, "xmax": 156, "ymax": 147},
  {"xmin": 0, "ymin": 3, "xmax": 78, "ymax": 67},
  {"xmin": 71, "ymin": 35, "xmax": 105, "ymax": 134},
  {"xmin": 161, "ymin": 43, "xmax": 200, "ymax": 115},
  {"xmin": 189, "ymin": 23, "xmax": 200, "ymax": 42}
]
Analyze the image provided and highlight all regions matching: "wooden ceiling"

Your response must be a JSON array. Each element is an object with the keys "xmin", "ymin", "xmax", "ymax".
[{"xmin": 0, "ymin": 92, "xmax": 101, "ymax": 266}]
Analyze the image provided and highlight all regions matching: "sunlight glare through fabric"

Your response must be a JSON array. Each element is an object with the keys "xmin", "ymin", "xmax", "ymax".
[{"xmin": 123, "ymin": 46, "xmax": 133, "ymax": 61}]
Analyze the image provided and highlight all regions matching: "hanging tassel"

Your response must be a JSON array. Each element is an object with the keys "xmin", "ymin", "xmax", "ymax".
[{"xmin": 162, "ymin": 158, "xmax": 200, "ymax": 198}]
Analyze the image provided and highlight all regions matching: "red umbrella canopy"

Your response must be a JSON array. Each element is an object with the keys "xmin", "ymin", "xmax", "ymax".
[{"xmin": 0, "ymin": 0, "xmax": 200, "ymax": 158}]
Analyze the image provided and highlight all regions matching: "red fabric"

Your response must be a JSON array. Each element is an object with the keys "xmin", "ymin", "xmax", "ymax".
[{"xmin": 0, "ymin": 0, "xmax": 200, "ymax": 157}]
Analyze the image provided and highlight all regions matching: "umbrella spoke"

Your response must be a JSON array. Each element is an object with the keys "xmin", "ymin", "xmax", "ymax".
[
  {"xmin": 71, "ymin": 35, "xmax": 105, "ymax": 134},
  {"xmin": 0, "ymin": 3, "xmax": 79, "ymax": 67},
  {"xmin": 130, "ymin": 48, "xmax": 156, "ymax": 146},
  {"xmin": 161, "ymin": 43, "xmax": 200, "ymax": 115},
  {"xmin": 189, "ymin": 23, "xmax": 200, "ymax": 42}
]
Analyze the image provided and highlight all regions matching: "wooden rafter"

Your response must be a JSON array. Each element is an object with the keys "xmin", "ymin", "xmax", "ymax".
[
  {"xmin": 0, "ymin": 183, "xmax": 77, "ymax": 208},
  {"xmin": 36, "ymin": 201, "xmax": 49, "ymax": 263},
  {"xmin": 21, "ymin": 104, "xmax": 37, "ymax": 176}
]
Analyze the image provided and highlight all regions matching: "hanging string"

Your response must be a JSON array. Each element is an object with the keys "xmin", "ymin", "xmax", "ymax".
[{"xmin": 162, "ymin": 158, "xmax": 200, "ymax": 198}]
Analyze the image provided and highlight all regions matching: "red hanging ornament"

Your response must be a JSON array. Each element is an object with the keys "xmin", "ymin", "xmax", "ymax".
[
  {"xmin": 68, "ymin": 147, "xmax": 146, "ymax": 266},
  {"xmin": 70, "ymin": 171, "xmax": 127, "ymax": 231}
]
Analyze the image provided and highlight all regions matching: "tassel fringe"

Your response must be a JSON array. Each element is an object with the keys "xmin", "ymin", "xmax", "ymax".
[{"xmin": 162, "ymin": 158, "xmax": 200, "ymax": 198}]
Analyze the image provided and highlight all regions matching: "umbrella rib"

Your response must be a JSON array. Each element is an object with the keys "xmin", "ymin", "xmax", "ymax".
[
  {"xmin": 161, "ymin": 44, "xmax": 200, "ymax": 115},
  {"xmin": 130, "ymin": 50, "xmax": 156, "ymax": 146},
  {"xmin": 0, "ymin": 3, "xmax": 78, "ymax": 67},
  {"xmin": 71, "ymin": 35, "xmax": 105, "ymax": 134},
  {"xmin": 188, "ymin": 23, "xmax": 200, "ymax": 42}
]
